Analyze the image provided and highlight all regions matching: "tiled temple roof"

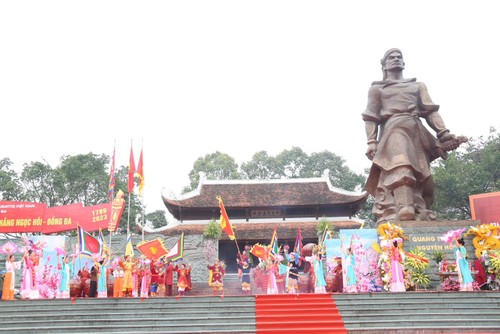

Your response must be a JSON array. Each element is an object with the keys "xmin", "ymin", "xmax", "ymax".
[{"xmin": 162, "ymin": 172, "xmax": 368, "ymax": 222}]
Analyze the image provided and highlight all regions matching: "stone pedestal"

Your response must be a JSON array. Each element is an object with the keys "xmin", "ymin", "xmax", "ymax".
[{"xmin": 393, "ymin": 219, "xmax": 480, "ymax": 289}]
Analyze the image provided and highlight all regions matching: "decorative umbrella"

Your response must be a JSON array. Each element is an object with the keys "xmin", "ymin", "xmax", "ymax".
[
  {"xmin": 54, "ymin": 246, "xmax": 66, "ymax": 256},
  {"xmin": 0, "ymin": 241, "xmax": 18, "ymax": 255},
  {"xmin": 439, "ymin": 228, "xmax": 466, "ymax": 243}
]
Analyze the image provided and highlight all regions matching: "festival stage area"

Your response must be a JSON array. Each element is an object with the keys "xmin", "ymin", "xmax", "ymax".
[{"xmin": 1, "ymin": 291, "xmax": 499, "ymax": 333}]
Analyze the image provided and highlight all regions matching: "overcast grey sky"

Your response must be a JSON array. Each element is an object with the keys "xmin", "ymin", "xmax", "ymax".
[{"xmin": 1, "ymin": 1, "xmax": 498, "ymax": 214}]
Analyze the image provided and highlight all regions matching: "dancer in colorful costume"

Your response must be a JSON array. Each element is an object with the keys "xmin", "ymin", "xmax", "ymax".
[
  {"xmin": 390, "ymin": 239, "xmax": 406, "ymax": 292},
  {"xmin": 2, "ymin": 254, "xmax": 22, "ymax": 300},
  {"xmin": 176, "ymin": 263, "xmax": 192, "ymax": 297},
  {"xmin": 57, "ymin": 255, "xmax": 75, "ymax": 298},
  {"xmin": 453, "ymin": 238, "xmax": 474, "ymax": 291},
  {"xmin": 208, "ymin": 259, "xmax": 225, "ymax": 296}
]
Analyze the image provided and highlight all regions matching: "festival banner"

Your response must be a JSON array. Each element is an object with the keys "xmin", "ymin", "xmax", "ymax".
[
  {"xmin": 41, "ymin": 203, "xmax": 84, "ymax": 234},
  {"xmin": 339, "ymin": 229, "xmax": 381, "ymax": 292},
  {"xmin": 0, "ymin": 200, "xmax": 116, "ymax": 234},
  {"xmin": 109, "ymin": 190, "xmax": 126, "ymax": 232},
  {"xmin": 469, "ymin": 191, "xmax": 500, "ymax": 225},
  {"xmin": 324, "ymin": 238, "xmax": 342, "ymax": 275},
  {"xmin": 0, "ymin": 201, "xmax": 47, "ymax": 233}
]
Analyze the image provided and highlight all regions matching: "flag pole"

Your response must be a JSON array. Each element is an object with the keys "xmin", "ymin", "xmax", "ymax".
[
  {"xmin": 141, "ymin": 200, "xmax": 145, "ymax": 242},
  {"xmin": 127, "ymin": 192, "xmax": 131, "ymax": 232},
  {"xmin": 108, "ymin": 140, "xmax": 116, "ymax": 252}
]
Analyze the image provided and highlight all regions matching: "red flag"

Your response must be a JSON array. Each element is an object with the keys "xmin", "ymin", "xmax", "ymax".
[
  {"xmin": 217, "ymin": 196, "xmax": 235, "ymax": 240},
  {"xmin": 108, "ymin": 144, "xmax": 116, "ymax": 201},
  {"xmin": 136, "ymin": 147, "xmax": 144, "ymax": 196},
  {"xmin": 250, "ymin": 244, "xmax": 270, "ymax": 262},
  {"xmin": 77, "ymin": 225, "xmax": 101, "ymax": 256},
  {"xmin": 294, "ymin": 228, "xmax": 303, "ymax": 254},
  {"xmin": 269, "ymin": 227, "xmax": 279, "ymax": 254},
  {"xmin": 128, "ymin": 143, "xmax": 136, "ymax": 193},
  {"xmin": 137, "ymin": 238, "xmax": 169, "ymax": 261},
  {"xmin": 164, "ymin": 232, "xmax": 185, "ymax": 261}
]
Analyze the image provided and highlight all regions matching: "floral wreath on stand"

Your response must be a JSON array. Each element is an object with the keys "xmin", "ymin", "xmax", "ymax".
[{"xmin": 465, "ymin": 224, "xmax": 500, "ymax": 288}]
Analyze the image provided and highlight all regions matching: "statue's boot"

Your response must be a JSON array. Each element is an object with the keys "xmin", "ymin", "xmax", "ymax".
[{"xmin": 394, "ymin": 185, "xmax": 415, "ymax": 221}]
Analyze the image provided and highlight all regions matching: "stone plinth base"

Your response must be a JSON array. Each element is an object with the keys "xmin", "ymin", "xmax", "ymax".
[{"xmin": 385, "ymin": 219, "xmax": 480, "ymax": 289}]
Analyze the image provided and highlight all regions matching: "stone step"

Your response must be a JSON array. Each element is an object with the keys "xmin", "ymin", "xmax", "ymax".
[{"xmin": 1, "ymin": 292, "xmax": 499, "ymax": 333}]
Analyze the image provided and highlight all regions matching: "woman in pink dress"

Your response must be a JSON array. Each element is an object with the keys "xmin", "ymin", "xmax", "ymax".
[
  {"xmin": 21, "ymin": 250, "xmax": 40, "ymax": 299},
  {"xmin": 390, "ymin": 240, "xmax": 406, "ymax": 292},
  {"xmin": 266, "ymin": 260, "xmax": 279, "ymax": 294},
  {"xmin": 139, "ymin": 260, "xmax": 151, "ymax": 298}
]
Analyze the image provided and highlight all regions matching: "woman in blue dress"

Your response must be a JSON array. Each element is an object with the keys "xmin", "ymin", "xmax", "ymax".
[
  {"xmin": 58, "ymin": 255, "xmax": 74, "ymax": 298},
  {"xmin": 344, "ymin": 247, "xmax": 357, "ymax": 293},
  {"xmin": 97, "ymin": 257, "xmax": 110, "ymax": 298},
  {"xmin": 454, "ymin": 238, "xmax": 473, "ymax": 291},
  {"xmin": 313, "ymin": 253, "xmax": 327, "ymax": 293}
]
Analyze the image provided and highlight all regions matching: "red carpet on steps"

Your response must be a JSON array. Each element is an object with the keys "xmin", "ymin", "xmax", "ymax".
[{"xmin": 255, "ymin": 293, "xmax": 347, "ymax": 334}]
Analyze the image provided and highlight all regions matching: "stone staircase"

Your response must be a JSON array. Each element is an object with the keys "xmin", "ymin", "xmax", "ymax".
[
  {"xmin": 0, "ymin": 291, "xmax": 499, "ymax": 333},
  {"xmin": 186, "ymin": 273, "xmax": 251, "ymax": 296},
  {"xmin": 0, "ymin": 296, "xmax": 256, "ymax": 334},
  {"xmin": 334, "ymin": 290, "xmax": 500, "ymax": 333}
]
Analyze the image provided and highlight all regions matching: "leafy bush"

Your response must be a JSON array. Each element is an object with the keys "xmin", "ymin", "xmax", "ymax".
[{"xmin": 203, "ymin": 218, "xmax": 222, "ymax": 240}]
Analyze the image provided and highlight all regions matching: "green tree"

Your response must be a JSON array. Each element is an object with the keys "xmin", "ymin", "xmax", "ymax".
[
  {"xmin": 240, "ymin": 151, "xmax": 278, "ymax": 179},
  {"xmin": 0, "ymin": 158, "xmax": 23, "ymax": 201},
  {"xmin": 20, "ymin": 161, "xmax": 58, "ymax": 206},
  {"xmin": 274, "ymin": 147, "xmax": 309, "ymax": 178},
  {"xmin": 146, "ymin": 210, "xmax": 168, "ymax": 229},
  {"xmin": 432, "ymin": 128, "xmax": 500, "ymax": 220},
  {"xmin": 186, "ymin": 151, "xmax": 240, "ymax": 191},
  {"xmin": 303, "ymin": 150, "xmax": 365, "ymax": 191},
  {"xmin": 55, "ymin": 153, "xmax": 110, "ymax": 206},
  {"xmin": 1, "ymin": 153, "xmax": 142, "ymax": 235}
]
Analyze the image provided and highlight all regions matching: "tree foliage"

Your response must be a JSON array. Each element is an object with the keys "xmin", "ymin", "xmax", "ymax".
[
  {"xmin": 432, "ymin": 128, "xmax": 499, "ymax": 220},
  {"xmin": 0, "ymin": 153, "xmax": 144, "ymax": 234},
  {"xmin": 0, "ymin": 158, "xmax": 23, "ymax": 201},
  {"xmin": 189, "ymin": 147, "xmax": 366, "ymax": 193},
  {"xmin": 240, "ymin": 151, "xmax": 278, "ymax": 180},
  {"xmin": 146, "ymin": 209, "xmax": 168, "ymax": 229},
  {"xmin": 186, "ymin": 151, "xmax": 240, "ymax": 191}
]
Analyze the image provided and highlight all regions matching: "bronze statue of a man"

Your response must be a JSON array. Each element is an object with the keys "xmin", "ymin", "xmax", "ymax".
[{"xmin": 362, "ymin": 48, "xmax": 466, "ymax": 223}]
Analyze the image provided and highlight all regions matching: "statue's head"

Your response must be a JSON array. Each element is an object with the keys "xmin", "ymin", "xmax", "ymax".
[{"xmin": 381, "ymin": 48, "xmax": 404, "ymax": 79}]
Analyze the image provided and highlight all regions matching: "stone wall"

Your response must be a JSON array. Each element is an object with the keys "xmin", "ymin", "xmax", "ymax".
[{"xmin": 398, "ymin": 220, "xmax": 480, "ymax": 288}]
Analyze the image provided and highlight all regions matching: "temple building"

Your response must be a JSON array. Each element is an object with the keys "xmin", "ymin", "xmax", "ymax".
[{"xmin": 158, "ymin": 171, "xmax": 368, "ymax": 273}]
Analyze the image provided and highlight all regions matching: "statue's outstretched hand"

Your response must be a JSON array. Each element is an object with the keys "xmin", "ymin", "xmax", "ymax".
[{"xmin": 366, "ymin": 143, "xmax": 377, "ymax": 160}]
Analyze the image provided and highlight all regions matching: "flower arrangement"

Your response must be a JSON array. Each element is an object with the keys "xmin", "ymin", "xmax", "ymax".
[
  {"xmin": 442, "ymin": 277, "xmax": 461, "ymax": 291},
  {"xmin": 481, "ymin": 249, "xmax": 500, "ymax": 288},
  {"xmin": 377, "ymin": 251, "xmax": 391, "ymax": 291},
  {"xmin": 465, "ymin": 224, "xmax": 500, "ymax": 258},
  {"xmin": 404, "ymin": 248, "xmax": 430, "ymax": 290}
]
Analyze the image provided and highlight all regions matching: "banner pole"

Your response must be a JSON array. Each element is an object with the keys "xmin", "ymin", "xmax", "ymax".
[{"xmin": 127, "ymin": 192, "xmax": 131, "ymax": 232}]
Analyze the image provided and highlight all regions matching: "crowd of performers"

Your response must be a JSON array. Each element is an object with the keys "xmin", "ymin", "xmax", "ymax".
[
  {"xmin": 238, "ymin": 244, "xmax": 328, "ymax": 295},
  {"xmin": 74, "ymin": 255, "xmax": 193, "ymax": 299},
  {"xmin": 234, "ymin": 236, "xmax": 476, "ymax": 295},
  {"xmin": 1, "ymin": 245, "xmax": 194, "ymax": 300},
  {"xmin": 0, "ymin": 235, "xmax": 477, "ymax": 300}
]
